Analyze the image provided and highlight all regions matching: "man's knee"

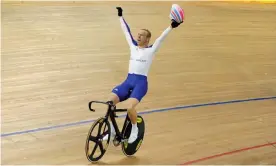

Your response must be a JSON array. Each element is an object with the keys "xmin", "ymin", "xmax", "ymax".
[
  {"xmin": 126, "ymin": 98, "xmax": 139, "ymax": 111},
  {"xmin": 108, "ymin": 93, "xmax": 120, "ymax": 105}
]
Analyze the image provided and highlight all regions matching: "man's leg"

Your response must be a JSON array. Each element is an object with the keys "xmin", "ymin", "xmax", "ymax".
[
  {"xmin": 125, "ymin": 98, "xmax": 139, "ymax": 125},
  {"xmin": 107, "ymin": 93, "xmax": 120, "ymax": 106},
  {"xmin": 125, "ymin": 80, "xmax": 148, "ymax": 143},
  {"xmin": 102, "ymin": 93, "xmax": 120, "ymax": 141},
  {"xmin": 103, "ymin": 82, "xmax": 130, "ymax": 141},
  {"xmin": 108, "ymin": 78, "xmax": 131, "ymax": 105},
  {"xmin": 124, "ymin": 98, "xmax": 140, "ymax": 143}
]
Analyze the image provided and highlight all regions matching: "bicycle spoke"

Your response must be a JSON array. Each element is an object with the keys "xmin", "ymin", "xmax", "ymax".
[
  {"xmin": 90, "ymin": 143, "xmax": 98, "ymax": 158},
  {"xmin": 97, "ymin": 122, "xmax": 103, "ymax": 136},
  {"xmin": 89, "ymin": 135, "xmax": 97, "ymax": 142},
  {"xmin": 103, "ymin": 123, "xmax": 107, "ymax": 132},
  {"xmin": 99, "ymin": 142, "xmax": 105, "ymax": 154}
]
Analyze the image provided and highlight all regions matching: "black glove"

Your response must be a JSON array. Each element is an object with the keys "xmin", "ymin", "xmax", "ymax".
[
  {"xmin": 116, "ymin": 7, "xmax": 123, "ymax": 17},
  {"xmin": 171, "ymin": 19, "xmax": 182, "ymax": 28}
]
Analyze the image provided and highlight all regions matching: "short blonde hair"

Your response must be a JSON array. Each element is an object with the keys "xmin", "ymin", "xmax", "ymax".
[{"xmin": 141, "ymin": 29, "xmax": 151, "ymax": 38}]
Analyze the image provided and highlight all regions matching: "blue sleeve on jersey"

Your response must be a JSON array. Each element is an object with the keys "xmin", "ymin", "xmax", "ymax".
[
  {"xmin": 121, "ymin": 18, "xmax": 138, "ymax": 46},
  {"xmin": 120, "ymin": 17, "xmax": 138, "ymax": 46}
]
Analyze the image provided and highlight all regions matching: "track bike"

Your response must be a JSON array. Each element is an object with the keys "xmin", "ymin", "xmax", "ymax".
[{"xmin": 85, "ymin": 100, "xmax": 145, "ymax": 162}]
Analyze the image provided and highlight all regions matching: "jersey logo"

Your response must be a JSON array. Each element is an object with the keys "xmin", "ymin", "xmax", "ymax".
[{"xmin": 136, "ymin": 59, "xmax": 146, "ymax": 62}]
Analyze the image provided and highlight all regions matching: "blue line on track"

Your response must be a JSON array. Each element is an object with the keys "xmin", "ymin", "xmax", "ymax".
[{"xmin": 1, "ymin": 96, "xmax": 276, "ymax": 138}]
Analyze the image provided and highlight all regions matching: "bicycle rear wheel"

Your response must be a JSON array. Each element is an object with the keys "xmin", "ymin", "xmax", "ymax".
[
  {"xmin": 121, "ymin": 115, "xmax": 145, "ymax": 156},
  {"xmin": 85, "ymin": 117, "xmax": 111, "ymax": 162}
]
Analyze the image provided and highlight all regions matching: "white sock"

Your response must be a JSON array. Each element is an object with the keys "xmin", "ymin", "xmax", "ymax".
[
  {"xmin": 132, "ymin": 123, "xmax": 138, "ymax": 131},
  {"xmin": 127, "ymin": 123, "xmax": 139, "ymax": 143}
]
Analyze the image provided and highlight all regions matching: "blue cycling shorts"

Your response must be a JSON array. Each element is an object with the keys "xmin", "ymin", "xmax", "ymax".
[{"xmin": 112, "ymin": 73, "xmax": 148, "ymax": 102}]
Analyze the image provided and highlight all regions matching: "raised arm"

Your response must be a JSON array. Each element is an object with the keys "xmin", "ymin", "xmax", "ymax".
[
  {"xmin": 151, "ymin": 20, "xmax": 183, "ymax": 53},
  {"xmin": 119, "ymin": 17, "xmax": 137, "ymax": 47},
  {"xmin": 116, "ymin": 7, "xmax": 137, "ymax": 47},
  {"xmin": 151, "ymin": 26, "xmax": 172, "ymax": 52}
]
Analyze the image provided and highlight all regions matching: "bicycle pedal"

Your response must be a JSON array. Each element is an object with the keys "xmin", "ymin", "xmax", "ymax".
[
  {"xmin": 121, "ymin": 139, "xmax": 128, "ymax": 143},
  {"xmin": 113, "ymin": 139, "xmax": 120, "ymax": 147}
]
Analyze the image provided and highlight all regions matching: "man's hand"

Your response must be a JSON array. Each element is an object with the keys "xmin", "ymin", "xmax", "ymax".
[
  {"xmin": 116, "ymin": 7, "xmax": 123, "ymax": 17},
  {"xmin": 171, "ymin": 19, "xmax": 182, "ymax": 28}
]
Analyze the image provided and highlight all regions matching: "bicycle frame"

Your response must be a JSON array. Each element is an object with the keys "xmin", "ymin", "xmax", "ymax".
[{"xmin": 88, "ymin": 101, "xmax": 128, "ymax": 142}]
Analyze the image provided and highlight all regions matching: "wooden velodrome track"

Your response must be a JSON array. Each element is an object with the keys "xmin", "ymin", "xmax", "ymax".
[{"xmin": 1, "ymin": 1, "xmax": 276, "ymax": 165}]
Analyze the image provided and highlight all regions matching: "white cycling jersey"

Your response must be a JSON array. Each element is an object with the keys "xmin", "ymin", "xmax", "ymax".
[{"xmin": 119, "ymin": 17, "xmax": 172, "ymax": 76}]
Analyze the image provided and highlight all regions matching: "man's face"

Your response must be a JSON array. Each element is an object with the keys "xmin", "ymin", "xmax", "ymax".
[{"xmin": 137, "ymin": 29, "xmax": 149, "ymax": 46}]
